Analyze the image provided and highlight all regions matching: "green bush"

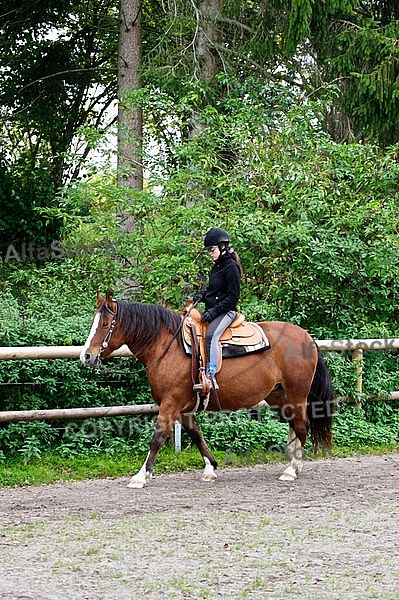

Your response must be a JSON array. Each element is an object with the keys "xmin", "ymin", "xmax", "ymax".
[{"xmin": 197, "ymin": 410, "xmax": 289, "ymax": 453}]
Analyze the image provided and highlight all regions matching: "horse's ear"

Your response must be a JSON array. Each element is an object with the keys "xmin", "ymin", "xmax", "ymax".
[
  {"xmin": 97, "ymin": 292, "xmax": 104, "ymax": 307},
  {"xmin": 105, "ymin": 290, "xmax": 117, "ymax": 314}
]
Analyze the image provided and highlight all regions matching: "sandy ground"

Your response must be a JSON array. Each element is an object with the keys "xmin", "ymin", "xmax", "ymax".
[{"xmin": 0, "ymin": 453, "xmax": 399, "ymax": 600}]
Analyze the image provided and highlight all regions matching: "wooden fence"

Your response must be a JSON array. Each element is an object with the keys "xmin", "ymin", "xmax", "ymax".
[{"xmin": 0, "ymin": 339, "xmax": 399, "ymax": 425}]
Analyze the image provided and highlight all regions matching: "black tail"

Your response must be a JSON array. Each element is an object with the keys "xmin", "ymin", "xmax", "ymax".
[{"xmin": 307, "ymin": 351, "xmax": 334, "ymax": 453}]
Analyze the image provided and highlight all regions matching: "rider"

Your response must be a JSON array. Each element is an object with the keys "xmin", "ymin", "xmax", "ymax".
[{"xmin": 193, "ymin": 227, "xmax": 242, "ymax": 389}]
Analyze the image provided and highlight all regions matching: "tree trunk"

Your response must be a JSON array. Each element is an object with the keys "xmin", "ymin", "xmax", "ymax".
[
  {"xmin": 197, "ymin": 0, "xmax": 223, "ymax": 83},
  {"xmin": 189, "ymin": 0, "xmax": 223, "ymax": 140},
  {"xmin": 117, "ymin": 0, "xmax": 143, "ymax": 191}
]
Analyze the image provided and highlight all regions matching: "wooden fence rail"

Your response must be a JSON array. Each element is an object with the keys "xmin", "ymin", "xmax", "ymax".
[
  {"xmin": 1, "ymin": 339, "xmax": 399, "ymax": 360},
  {"xmin": 0, "ymin": 345, "xmax": 133, "ymax": 361},
  {"xmin": 0, "ymin": 339, "xmax": 399, "ymax": 425},
  {"xmin": 0, "ymin": 404, "xmax": 160, "ymax": 424}
]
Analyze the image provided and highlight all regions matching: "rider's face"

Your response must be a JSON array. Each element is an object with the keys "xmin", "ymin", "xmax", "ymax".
[{"xmin": 208, "ymin": 245, "xmax": 220, "ymax": 261}]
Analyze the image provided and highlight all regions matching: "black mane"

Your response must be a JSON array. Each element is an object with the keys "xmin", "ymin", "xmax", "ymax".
[{"xmin": 103, "ymin": 301, "xmax": 184, "ymax": 351}]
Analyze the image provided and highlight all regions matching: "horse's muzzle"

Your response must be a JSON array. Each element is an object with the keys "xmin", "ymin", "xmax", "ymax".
[{"xmin": 80, "ymin": 351, "xmax": 100, "ymax": 367}]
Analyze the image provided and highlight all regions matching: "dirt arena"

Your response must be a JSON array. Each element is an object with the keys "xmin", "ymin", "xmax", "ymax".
[{"xmin": 0, "ymin": 453, "xmax": 398, "ymax": 600}]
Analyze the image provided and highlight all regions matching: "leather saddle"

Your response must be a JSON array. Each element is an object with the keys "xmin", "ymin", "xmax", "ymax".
[{"xmin": 181, "ymin": 305, "xmax": 270, "ymax": 363}]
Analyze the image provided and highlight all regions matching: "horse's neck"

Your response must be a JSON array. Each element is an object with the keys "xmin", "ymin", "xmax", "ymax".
[{"xmin": 126, "ymin": 323, "xmax": 172, "ymax": 367}]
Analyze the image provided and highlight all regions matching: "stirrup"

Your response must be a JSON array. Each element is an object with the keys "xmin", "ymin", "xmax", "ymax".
[
  {"xmin": 207, "ymin": 375, "xmax": 219, "ymax": 391},
  {"xmin": 193, "ymin": 369, "xmax": 211, "ymax": 394},
  {"xmin": 193, "ymin": 382, "xmax": 205, "ymax": 392},
  {"xmin": 193, "ymin": 375, "xmax": 218, "ymax": 392}
]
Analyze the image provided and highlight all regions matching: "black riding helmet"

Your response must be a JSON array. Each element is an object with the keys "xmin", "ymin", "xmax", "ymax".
[{"xmin": 203, "ymin": 227, "xmax": 230, "ymax": 250}]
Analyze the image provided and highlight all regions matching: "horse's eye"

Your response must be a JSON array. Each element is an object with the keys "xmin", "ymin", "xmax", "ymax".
[{"xmin": 102, "ymin": 321, "xmax": 109, "ymax": 327}]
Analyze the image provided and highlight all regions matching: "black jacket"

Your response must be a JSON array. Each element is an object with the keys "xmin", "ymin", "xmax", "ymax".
[{"xmin": 203, "ymin": 253, "xmax": 241, "ymax": 316}]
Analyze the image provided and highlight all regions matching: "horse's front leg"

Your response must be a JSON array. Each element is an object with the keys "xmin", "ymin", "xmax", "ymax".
[
  {"xmin": 180, "ymin": 413, "xmax": 218, "ymax": 482},
  {"xmin": 127, "ymin": 404, "xmax": 178, "ymax": 489},
  {"xmin": 279, "ymin": 425, "xmax": 306, "ymax": 482}
]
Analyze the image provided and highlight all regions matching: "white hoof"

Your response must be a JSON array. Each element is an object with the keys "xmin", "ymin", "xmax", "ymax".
[
  {"xmin": 202, "ymin": 473, "xmax": 217, "ymax": 482},
  {"xmin": 127, "ymin": 471, "xmax": 150, "ymax": 489},
  {"xmin": 128, "ymin": 452, "xmax": 151, "ymax": 488},
  {"xmin": 127, "ymin": 478, "xmax": 146, "ymax": 489},
  {"xmin": 202, "ymin": 457, "xmax": 217, "ymax": 482},
  {"xmin": 279, "ymin": 466, "xmax": 297, "ymax": 481}
]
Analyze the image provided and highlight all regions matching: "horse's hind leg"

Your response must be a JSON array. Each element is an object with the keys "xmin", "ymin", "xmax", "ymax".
[
  {"xmin": 279, "ymin": 427, "xmax": 304, "ymax": 481},
  {"xmin": 180, "ymin": 413, "xmax": 218, "ymax": 482},
  {"xmin": 279, "ymin": 410, "xmax": 309, "ymax": 482}
]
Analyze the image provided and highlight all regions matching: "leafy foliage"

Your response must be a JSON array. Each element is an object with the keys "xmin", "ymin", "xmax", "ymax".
[
  {"xmin": 316, "ymin": 3, "xmax": 399, "ymax": 145},
  {"xmin": 1, "ymin": 75, "xmax": 399, "ymax": 461},
  {"xmin": 116, "ymin": 79, "xmax": 399, "ymax": 336},
  {"xmin": 3, "ymin": 0, "xmax": 399, "ymax": 270},
  {"xmin": 0, "ymin": 0, "xmax": 118, "ymax": 253}
]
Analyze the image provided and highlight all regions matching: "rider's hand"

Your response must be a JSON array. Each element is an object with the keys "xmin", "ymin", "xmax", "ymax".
[
  {"xmin": 202, "ymin": 309, "xmax": 216, "ymax": 322},
  {"xmin": 193, "ymin": 291, "xmax": 204, "ymax": 303}
]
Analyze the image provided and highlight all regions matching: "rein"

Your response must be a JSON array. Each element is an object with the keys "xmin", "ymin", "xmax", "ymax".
[{"xmin": 94, "ymin": 301, "xmax": 197, "ymax": 377}]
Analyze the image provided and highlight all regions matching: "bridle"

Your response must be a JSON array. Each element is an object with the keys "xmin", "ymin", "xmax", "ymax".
[{"xmin": 99, "ymin": 303, "xmax": 118, "ymax": 359}]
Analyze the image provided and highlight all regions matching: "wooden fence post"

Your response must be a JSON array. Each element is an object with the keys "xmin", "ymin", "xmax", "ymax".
[{"xmin": 352, "ymin": 347, "xmax": 363, "ymax": 409}]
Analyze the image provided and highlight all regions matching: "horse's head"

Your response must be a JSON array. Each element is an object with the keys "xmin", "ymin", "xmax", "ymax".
[{"xmin": 80, "ymin": 292, "xmax": 121, "ymax": 367}]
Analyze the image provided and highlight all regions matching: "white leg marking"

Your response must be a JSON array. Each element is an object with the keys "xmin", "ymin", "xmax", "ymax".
[
  {"xmin": 279, "ymin": 465, "xmax": 297, "ymax": 481},
  {"xmin": 127, "ymin": 452, "xmax": 151, "ymax": 489},
  {"xmin": 202, "ymin": 457, "xmax": 217, "ymax": 482},
  {"xmin": 80, "ymin": 313, "xmax": 100, "ymax": 363},
  {"xmin": 279, "ymin": 428, "xmax": 304, "ymax": 482},
  {"xmin": 252, "ymin": 400, "xmax": 270, "ymax": 409}
]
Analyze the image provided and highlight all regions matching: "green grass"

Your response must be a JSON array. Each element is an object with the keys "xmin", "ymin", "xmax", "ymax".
[
  {"xmin": 0, "ymin": 447, "xmax": 222, "ymax": 488},
  {"xmin": 326, "ymin": 443, "xmax": 399, "ymax": 459},
  {"xmin": 0, "ymin": 443, "xmax": 398, "ymax": 488}
]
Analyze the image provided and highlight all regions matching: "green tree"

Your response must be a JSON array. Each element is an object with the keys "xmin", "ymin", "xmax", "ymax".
[
  {"xmin": 0, "ymin": 0, "xmax": 118, "ymax": 252},
  {"xmin": 3, "ymin": 0, "xmax": 399, "ymax": 258},
  {"xmin": 310, "ymin": 1, "xmax": 399, "ymax": 146},
  {"xmin": 0, "ymin": 0, "xmax": 118, "ymax": 187}
]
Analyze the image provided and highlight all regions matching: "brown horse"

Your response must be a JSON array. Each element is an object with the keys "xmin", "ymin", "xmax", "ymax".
[{"xmin": 80, "ymin": 292, "xmax": 333, "ymax": 488}]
